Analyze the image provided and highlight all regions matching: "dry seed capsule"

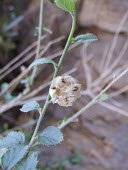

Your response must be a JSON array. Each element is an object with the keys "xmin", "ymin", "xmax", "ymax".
[{"xmin": 49, "ymin": 75, "xmax": 81, "ymax": 107}]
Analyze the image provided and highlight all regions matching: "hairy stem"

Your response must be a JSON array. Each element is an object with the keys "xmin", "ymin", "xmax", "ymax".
[
  {"xmin": 29, "ymin": 14, "xmax": 76, "ymax": 148},
  {"xmin": 30, "ymin": 0, "xmax": 44, "ymax": 86},
  {"xmin": 58, "ymin": 67, "xmax": 128, "ymax": 129}
]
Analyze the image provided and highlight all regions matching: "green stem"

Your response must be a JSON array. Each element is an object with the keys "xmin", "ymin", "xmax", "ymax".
[
  {"xmin": 57, "ymin": 14, "xmax": 76, "ymax": 71},
  {"xmin": 29, "ymin": 94, "xmax": 50, "ymax": 147},
  {"xmin": 29, "ymin": 13, "xmax": 76, "ymax": 148}
]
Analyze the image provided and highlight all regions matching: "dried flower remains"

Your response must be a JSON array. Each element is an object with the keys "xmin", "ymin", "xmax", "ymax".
[{"xmin": 49, "ymin": 75, "xmax": 81, "ymax": 107}]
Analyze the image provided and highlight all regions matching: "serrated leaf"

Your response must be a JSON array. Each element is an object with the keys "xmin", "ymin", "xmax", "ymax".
[
  {"xmin": 29, "ymin": 58, "xmax": 57, "ymax": 70},
  {"xmin": 38, "ymin": 126, "xmax": 63, "ymax": 146},
  {"xmin": 1, "ymin": 145, "xmax": 28, "ymax": 170},
  {"xmin": 0, "ymin": 131, "xmax": 25, "ymax": 149},
  {"xmin": 74, "ymin": 34, "xmax": 97, "ymax": 44},
  {"xmin": 15, "ymin": 152, "xmax": 38, "ymax": 170},
  {"xmin": 20, "ymin": 101, "xmax": 40, "ymax": 112},
  {"xmin": 0, "ymin": 148, "xmax": 7, "ymax": 165},
  {"xmin": 55, "ymin": 0, "xmax": 76, "ymax": 15},
  {"xmin": 99, "ymin": 93, "xmax": 108, "ymax": 101},
  {"xmin": 0, "ymin": 148, "xmax": 7, "ymax": 159}
]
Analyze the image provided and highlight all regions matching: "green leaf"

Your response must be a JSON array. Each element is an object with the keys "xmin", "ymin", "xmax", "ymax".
[
  {"xmin": 1, "ymin": 145, "xmax": 28, "ymax": 170},
  {"xmin": 55, "ymin": 0, "xmax": 76, "ymax": 15},
  {"xmin": 20, "ymin": 101, "xmax": 40, "ymax": 113},
  {"xmin": 0, "ymin": 131, "xmax": 25, "ymax": 149},
  {"xmin": 0, "ymin": 148, "xmax": 7, "ymax": 159},
  {"xmin": 99, "ymin": 93, "xmax": 108, "ymax": 101},
  {"xmin": 74, "ymin": 34, "xmax": 97, "ymax": 44},
  {"xmin": 38, "ymin": 126, "xmax": 63, "ymax": 146},
  {"xmin": 15, "ymin": 152, "xmax": 38, "ymax": 170},
  {"xmin": 29, "ymin": 58, "xmax": 58, "ymax": 70}
]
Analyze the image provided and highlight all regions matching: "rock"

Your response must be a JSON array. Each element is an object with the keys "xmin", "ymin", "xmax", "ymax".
[{"xmin": 79, "ymin": 0, "xmax": 128, "ymax": 33}]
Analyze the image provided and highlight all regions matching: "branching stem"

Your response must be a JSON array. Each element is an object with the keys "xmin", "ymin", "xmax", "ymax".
[{"xmin": 29, "ymin": 13, "xmax": 76, "ymax": 148}]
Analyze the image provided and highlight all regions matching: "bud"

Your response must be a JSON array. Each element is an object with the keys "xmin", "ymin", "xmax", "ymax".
[{"xmin": 49, "ymin": 75, "xmax": 81, "ymax": 107}]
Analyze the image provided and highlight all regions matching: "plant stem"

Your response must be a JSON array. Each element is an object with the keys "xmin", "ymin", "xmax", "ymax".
[
  {"xmin": 30, "ymin": 0, "xmax": 44, "ymax": 86},
  {"xmin": 57, "ymin": 15, "xmax": 76, "ymax": 71},
  {"xmin": 29, "ymin": 13, "xmax": 76, "ymax": 148},
  {"xmin": 29, "ymin": 94, "xmax": 50, "ymax": 147},
  {"xmin": 58, "ymin": 67, "xmax": 128, "ymax": 129}
]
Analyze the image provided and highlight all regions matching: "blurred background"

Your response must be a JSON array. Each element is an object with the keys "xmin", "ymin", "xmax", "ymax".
[{"xmin": 0, "ymin": 0, "xmax": 128, "ymax": 169}]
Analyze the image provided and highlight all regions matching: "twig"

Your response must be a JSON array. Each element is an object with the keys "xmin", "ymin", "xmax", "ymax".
[
  {"xmin": 103, "ymin": 64, "xmax": 128, "ymax": 85},
  {"xmin": 30, "ymin": 0, "xmax": 44, "ymax": 85},
  {"xmin": 0, "ymin": 35, "xmax": 47, "ymax": 75},
  {"xmin": 19, "ymin": 95, "xmax": 47, "ymax": 105},
  {"xmin": 104, "ymin": 10, "xmax": 128, "ymax": 69},
  {"xmin": 0, "ymin": 119, "xmax": 38, "ymax": 136},
  {"xmin": 58, "ymin": 67, "xmax": 128, "ymax": 129},
  {"xmin": 99, "ymin": 45, "xmax": 109, "ymax": 72},
  {"xmin": 0, "ymin": 49, "xmax": 37, "ymax": 80},
  {"xmin": 109, "ymin": 85, "xmax": 128, "ymax": 98},
  {"xmin": 99, "ymin": 101, "xmax": 128, "ymax": 117},
  {"xmin": 0, "ymin": 36, "xmax": 64, "ymax": 81},
  {"xmin": 80, "ymin": 43, "xmax": 92, "ymax": 88},
  {"xmin": 39, "ymin": 36, "xmax": 65, "ymax": 57},
  {"xmin": 0, "ymin": 67, "xmax": 29, "ymax": 97},
  {"xmin": 92, "ymin": 11, "xmax": 128, "ymax": 87},
  {"xmin": 0, "ymin": 95, "xmax": 22, "ymax": 114},
  {"xmin": 93, "ymin": 40, "xmax": 128, "ymax": 88}
]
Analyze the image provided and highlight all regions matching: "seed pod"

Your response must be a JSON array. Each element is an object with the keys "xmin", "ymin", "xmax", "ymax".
[{"xmin": 49, "ymin": 75, "xmax": 81, "ymax": 107}]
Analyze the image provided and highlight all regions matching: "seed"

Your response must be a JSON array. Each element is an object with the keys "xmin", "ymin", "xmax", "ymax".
[
  {"xmin": 61, "ymin": 78, "xmax": 66, "ymax": 83},
  {"xmin": 52, "ymin": 87, "xmax": 56, "ymax": 89},
  {"xmin": 72, "ymin": 86, "xmax": 78, "ymax": 91}
]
